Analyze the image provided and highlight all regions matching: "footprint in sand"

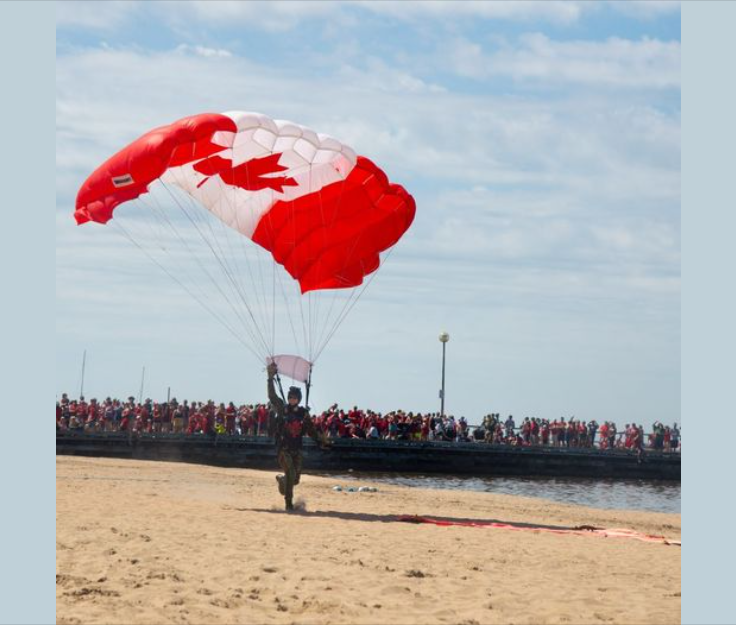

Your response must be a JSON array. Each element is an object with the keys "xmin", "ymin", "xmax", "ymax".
[
  {"xmin": 63, "ymin": 587, "xmax": 120, "ymax": 599},
  {"xmin": 56, "ymin": 574, "xmax": 90, "ymax": 587}
]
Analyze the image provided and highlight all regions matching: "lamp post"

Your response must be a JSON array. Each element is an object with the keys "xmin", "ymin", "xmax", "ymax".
[{"xmin": 439, "ymin": 331, "xmax": 450, "ymax": 417}]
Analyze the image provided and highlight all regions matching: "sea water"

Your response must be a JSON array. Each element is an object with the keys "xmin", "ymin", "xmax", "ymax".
[{"xmin": 326, "ymin": 472, "xmax": 680, "ymax": 514}]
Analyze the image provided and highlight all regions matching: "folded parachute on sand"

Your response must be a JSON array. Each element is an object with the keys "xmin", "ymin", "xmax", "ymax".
[{"xmin": 397, "ymin": 515, "xmax": 681, "ymax": 546}]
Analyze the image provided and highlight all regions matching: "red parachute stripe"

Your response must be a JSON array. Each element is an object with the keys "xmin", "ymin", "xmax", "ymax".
[
  {"xmin": 74, "ymin": 113, "xmax": 236, "ymax": 225},
  {"xmin": 251, "ymin": 156, "xmax": 415, "ymax": 293},
  {"xmin": 396, "ymin": 516, "xmax": 681, "ymax": 545}
]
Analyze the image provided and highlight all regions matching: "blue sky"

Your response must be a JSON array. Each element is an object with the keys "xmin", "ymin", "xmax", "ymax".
[{"xmin": 56, "ymin": 1, "xmax": 680, "ymax": 427}]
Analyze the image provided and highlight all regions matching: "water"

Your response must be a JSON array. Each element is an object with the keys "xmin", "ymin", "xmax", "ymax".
[{"xmin": 325, "ymin": 472, "xmax": 680, "ymax": 514}]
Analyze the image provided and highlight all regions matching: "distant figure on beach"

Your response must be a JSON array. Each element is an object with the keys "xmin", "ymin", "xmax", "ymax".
[{"xmin": 267, "ymin": 362, "xmax": 330, "ymax": 511}]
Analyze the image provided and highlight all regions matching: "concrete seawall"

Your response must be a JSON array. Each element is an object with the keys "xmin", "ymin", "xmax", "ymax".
[{"xmin": 56, "ymin": 432, "xmax": 680, "ymax": 480}]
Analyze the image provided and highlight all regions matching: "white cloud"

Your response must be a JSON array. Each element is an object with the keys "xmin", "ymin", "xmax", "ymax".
[
  {"xmin": 56, "ymin": 1, "xmax": 140, "ymax": 31},
  {"xmin": 608, "ymin": 0, "xmax": 680, "ymax": 20},
  {"xmin": 160, "ymin": 0, "xmax": 586, "ymax": 33},
  {"xmin": 447, "ymin": 33, "xmax": 680, "ymax": 88},
  {"xmin": 354, "ymin": 1, "xmax": 584, "ymax": 24},
  {"xmin": 175, "ymin": 44, "xmax": 232, "ymax": 58},
  {"xmin": 56, "ymin": 1, "xmax": 679, "ymax": 38},
  {"xmin": 172, "ymin": 1, "xmax": 347, "ymax": 33}
]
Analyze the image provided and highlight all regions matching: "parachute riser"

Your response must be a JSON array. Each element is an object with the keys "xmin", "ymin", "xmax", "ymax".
[
  {"xmin": 274, "ymin": 373, "xmax": 286, "ymax": 404},
  {"xmin": 305, "ymin": 366, "xmax": 313, "ymax": 412}
]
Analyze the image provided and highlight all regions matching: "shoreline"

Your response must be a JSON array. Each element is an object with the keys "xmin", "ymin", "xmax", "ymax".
[
  {"xmin": 323, "ymin": 471, "xmax": 681, "ymax": 515},
  {"xmin": 57, "ymin": 456, "xmax": 681, "ymax": 625}
]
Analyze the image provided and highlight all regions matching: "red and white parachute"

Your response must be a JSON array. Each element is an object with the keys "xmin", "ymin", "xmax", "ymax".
[{"xmin": 75, "ymin": 112, "xmax": 416, "ymax": 387}]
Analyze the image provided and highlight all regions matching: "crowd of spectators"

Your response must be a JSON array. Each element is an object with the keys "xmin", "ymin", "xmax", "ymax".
[{"xmin": 56, "ymin": 393, "xmax": 680, "ymax": 452}]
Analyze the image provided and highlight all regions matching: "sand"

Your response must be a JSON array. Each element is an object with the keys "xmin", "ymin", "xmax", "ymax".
[{"xmin": 56, "ymin": 456, "xmax": 681, "ymax": 625}]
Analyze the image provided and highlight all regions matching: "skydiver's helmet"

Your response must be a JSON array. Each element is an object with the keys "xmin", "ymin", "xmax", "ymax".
[{"xmin": 287, "ymin": 386, "xmax": 302, "ymax": 404}]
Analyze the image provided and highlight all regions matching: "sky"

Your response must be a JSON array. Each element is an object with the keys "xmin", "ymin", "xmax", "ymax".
[{"xmin": 56, "ymin": 1, "xmax": 681, "ymax": 427}]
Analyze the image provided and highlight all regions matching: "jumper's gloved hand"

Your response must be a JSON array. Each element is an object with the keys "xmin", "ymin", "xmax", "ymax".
[{"xmin": 267, "ymin": 362, "xmax": 278, "ymax": 379}]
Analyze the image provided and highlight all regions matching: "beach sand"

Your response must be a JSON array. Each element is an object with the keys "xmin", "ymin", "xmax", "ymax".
[{"xmin": 56, "ymin": 456, "xmax": 680, "ymax": 625}]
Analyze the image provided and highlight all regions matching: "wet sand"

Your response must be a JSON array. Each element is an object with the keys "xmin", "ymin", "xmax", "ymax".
[{"xmin": 56, "ymin": 456, "xmax": 680, "ymax": 625}]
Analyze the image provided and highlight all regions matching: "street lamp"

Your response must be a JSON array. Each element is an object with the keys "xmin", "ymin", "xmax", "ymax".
[{"xmin": 439, "ymin": 331, "xmax": 450, "ymax": 417}]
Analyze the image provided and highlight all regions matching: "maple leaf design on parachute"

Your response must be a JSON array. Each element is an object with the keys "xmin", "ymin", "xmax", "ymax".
[{"xmin": 194, "ymin": 153, "xmax": 298, "ymax": 193}]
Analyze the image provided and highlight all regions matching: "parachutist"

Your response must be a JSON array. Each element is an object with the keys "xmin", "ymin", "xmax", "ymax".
[{"xmin": 267, "ymin": 362, "xmax": 328, "ymax": 511}]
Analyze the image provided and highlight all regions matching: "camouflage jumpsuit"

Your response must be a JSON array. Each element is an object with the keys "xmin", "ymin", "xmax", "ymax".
[{"xmin": 267, "ymin": 376, "xmax": 322, "ymax": 510}]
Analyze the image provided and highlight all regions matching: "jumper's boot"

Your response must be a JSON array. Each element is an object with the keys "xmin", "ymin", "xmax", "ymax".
[
  {"xmin": 285, "ymin": 497, "xmax": 294, "ymax": 511},
  {"xmin": 276, "ymin": 474, "xmax": 285, "ymax": 496}
]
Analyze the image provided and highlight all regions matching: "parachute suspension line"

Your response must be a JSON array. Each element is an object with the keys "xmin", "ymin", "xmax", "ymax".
[
  {"xmin": 234, "ymin": 150, "xmax": 275, "ymax": 357},
  {"xmin": 292, "ymin": 194, "xmax": 310, "ymax": 361},
  {"xmin": 136, "ymin": 190, "xmax": 259, "ymax": 348},
  {"xmin": 275, "ymin": 260, "xmax": 304, "ymax": 359},
  {"xmin": 310, "ymin": 230, "xmax": 367, "ymax": 361},
  {"xmin": 310, "ymin": 184, "xmax": 352, "ymax": 361},
  {"xmin": 140, "ymin": 187, "xmax": 255, "ymax": 343},
  {"xmin": 209, "ymin": 174, "xmax": 273, "ymax": 354},
  {"xmin": 314, "ymin": 246, "xmax": 397, "ymax": 364},
  {"xmin": 313, "ymin": 286, "xmax": 360, "ymax": 360},
  {"xmin": 111, "ymin": 220, "xmax": 263, "ymax": 363},
  {"xmin": 158, "ymin": 181, "xmax": 273, "ymax": 359},
  {"xmin": 312, "ymin": 187, "xmax": 399, "ymax": 360},
  {"xmin": 175, "ymin": 179, "xmax": 272, "ymax": 357},
  {"xmin": 308, "ymin": 291, "xmax": 313, "ymax": 363},
  {"xmin": 140, "ymin": 188, "xmax": 270, "ymax": 360},
  {"xmin": 311, "ymin": 186, "xmax": 335, "ymax": 352},
  {"xmin": 207, "ymin": 179, "xmax": 266, "ymax": 341},
  {"xmin": 307, "ymin": 166, "xmax": 318, "ymax": 363},
  {"xmin": 312, "ymin": 285, "xmax": 365, "ymax": 363},
  {"xmin": 158, "ymin": 184, "xmax": 270, "ymax": 358},
  {"xmin": 272, "ymin": 262, "xmax": 276, "ymax": 357}
]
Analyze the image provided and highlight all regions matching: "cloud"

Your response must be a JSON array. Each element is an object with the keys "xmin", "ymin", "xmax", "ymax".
[
  {"xmin": 56, "ymin": 1, "xmax": 140, "ymax": 31},
  {"xmin": 168, "ymin": 1, "xmax": 349, "ymax": 33},
  {"xmin": 56, "ymin": 1, "xmax": 679, "ymax": 39},
  {"xmin": 354, "ymin": 0, "xmax": 584, "ymax": 24},
  {"xmin": 161, "ymin": 0, "xmax": 586, "ymax": 33},
  {"xmin": 447, "ymin": 33, "xmax": 680, "ymax": 88},
  {"xmin": 607, "ymin": 0, "xmax": 681, "ymax": 20},
  {"xmin": 175, "ymin": 44, "xmax": 232, "ymax": 58}
]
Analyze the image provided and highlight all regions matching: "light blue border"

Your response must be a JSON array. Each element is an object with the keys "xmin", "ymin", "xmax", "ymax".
[
  {"xmin": 682, "ymin": 2, "xmax": 736, "ymax": 625},
  {"xmin": 0, "ymin": 2, "xmax": 55, "ymax": 624},
  {"xmin": 5, "ymin": 1, "xmax": 735, "ymax": 623}
]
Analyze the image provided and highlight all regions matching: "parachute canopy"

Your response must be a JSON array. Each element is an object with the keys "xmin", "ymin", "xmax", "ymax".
[{"xmin": 75, "ymin": 112, "xmax": 416, "ymax": 294}]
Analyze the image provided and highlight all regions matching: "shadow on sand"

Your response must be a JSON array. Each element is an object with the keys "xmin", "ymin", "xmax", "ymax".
[{"xmin": 229, "ymin": 506, "xmax": 589, "ymax": 533}]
